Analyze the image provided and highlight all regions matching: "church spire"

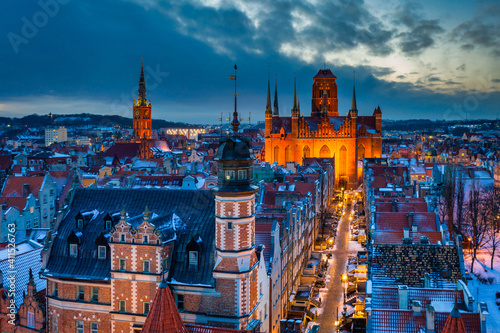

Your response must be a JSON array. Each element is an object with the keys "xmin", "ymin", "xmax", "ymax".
[
  {"xmin": 265, "ymin": 76, "xmax": 272, "ymax": 115},
  {"xmin": 230, "ymin": 64, "xmax": 240, "ymax": 135},
  {"xmin": 273, "ymin": 75, "xmax": 279, "ymax": 116},
  {"xmin": 138, "ymin": 57, "xmax": 147, "ymax": 106},
  {"xmin": 292, "ymin": 73, "xmax": 299, "ymax": 116},
  {"xmin": 350, "ymin": 72, "xmax": 357, "ymax": 112}
]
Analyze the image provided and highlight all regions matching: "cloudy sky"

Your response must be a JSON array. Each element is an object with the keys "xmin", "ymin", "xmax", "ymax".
[{"xmin": 0, "ymin": 0, "xmax": 499, "ymax": 124}]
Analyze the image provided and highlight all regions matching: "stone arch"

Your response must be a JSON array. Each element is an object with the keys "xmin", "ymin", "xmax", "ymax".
[
  {"xmin": 319, "ymin": 145, "xmax": 331, "ymax": 158},
  {"xmin": 358, "ymin": 144, "xmax": 365, "ymax": 160},
  {"xmin": 285, "ymin": 145, "xmax": 292, "ymax": 164},
  {"xmin": 274, "ymin": 145, "xmax": 280, "ymax": 164},
  {"xmin": 339, "ymin": 145, "xmax": 347, "ymax": 176},
  {"xmin": 303, "ymin": 145, "xmax": 311, "ymax": 158}
]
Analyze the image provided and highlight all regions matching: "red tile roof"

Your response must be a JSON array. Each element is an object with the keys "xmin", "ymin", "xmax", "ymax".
[
  {"xmin": 0, "ymin": 196, "xmax": 28, "ymax": 211},
  {"xmin": 1, "ymin": 176, "xmax": 45, "ymax": 198},
  {"xmin": 142, "ymin": 281, "xmax": 189, "ymax": 333},
  {"xmin": 255, "ymin": 222, "xmax": 273, "ymax": 263},
  {"xmin": 375, "ymin": 212, "xmax": 437, "ymax": 232}
]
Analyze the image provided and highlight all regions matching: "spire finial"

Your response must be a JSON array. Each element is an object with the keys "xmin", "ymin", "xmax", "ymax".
[
  {"xmin": 273, "ymin": 74, "xmax": 279, "ymax": 116},
  {"xmin": 350, "ymin": 71, "xmax": 358, "ymax": 112},
  {"xmin": 230, "ymin": 64, "xmax": 240, "ymax": 135},
  {"xmin": 265, "ymin": 69, "xmax": 272, "ymax": 115},
  {"xmin": 292, "ymin": 72, "xmax": 298, "ymax": 113}
]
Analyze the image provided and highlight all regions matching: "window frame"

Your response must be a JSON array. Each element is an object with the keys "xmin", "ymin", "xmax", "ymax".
[
  {"xmin": 53, "ymin": 282, "xmax": 58, "ymax": 297},
  {"xmin": 177, "ymin": 294, "xmax": 184, "ymax": 311},
  {"xmin": 90, "ymin": 322, "xmax": 98, "ymax": 333},
  {"xmin": 98, "ymin": 245, "xmax": 106, "ymax": 259},
  {"xmin": 70, "ymin": 244, "xmax": 78, "ymax": 257},
  {"xmin": 76, "ymin": 320, "xmax": 84, "ymax": 333},
  {"xmin": 143, "ymin": 301, "xmax": 150, "ymax": 315},
  {"xmin": 119, "ymin": 299, "xmax": 126, "ymax": 312},
  {"xmin": 77, "ymin": 286, "xmax": 85, "ymax": 301},
  {"xmin": 92, "ymin": 287, "xmax": 99, "ymax": 302},
  {"xmin": 119, "ymin": 258, "xmax": 126, "ymax": 271},
  {"xmin": 227, "ymin": 222, "xmax": 233, "ymax": 230},
  {"xmin": 188, "ymin": 251, "xmax": 198, "ymax": 265},
  {"xmin": 52, "ymin": 315, "xmax": 58, "ymax": 332},
  {"xmin": 143, "ymin": 260, "xmax": 150, "ymax": 273},
  {"xmin": 27, "ymin": 311, "xmax": 35, "ymax": 328}
]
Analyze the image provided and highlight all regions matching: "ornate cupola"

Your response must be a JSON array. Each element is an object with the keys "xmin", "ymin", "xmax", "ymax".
[{"xmin": 211, "ymin": 65, "xmax": 260, "ymax": 328}]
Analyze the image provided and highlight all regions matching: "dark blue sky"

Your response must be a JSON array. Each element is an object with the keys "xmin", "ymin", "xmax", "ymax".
[{"xmin": 0, "ymin": 0, "xmax": 499, "ymax": 124}]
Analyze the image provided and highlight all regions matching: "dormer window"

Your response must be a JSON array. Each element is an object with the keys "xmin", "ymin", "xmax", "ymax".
[
  {"xmin": 75, "ymin": 212, "xmax": 84, "ymax": 229},
  {"xmin": 104, "ymin": 213, "xmax": 112, "ymax": 229},
  {"xmin": 189, "ymin": 251, "xmax": 198, "ymax": 265},
  {"xmin": 120, "ymin": 234, "xmax": 126, "ymax": 242},
  {"xmin": 98, "ymin": 246, "xmax": 106, "ymax": 259},
  {"xmin": 70, "ymin": 244, "xmax": 78, "ymax": 257}
]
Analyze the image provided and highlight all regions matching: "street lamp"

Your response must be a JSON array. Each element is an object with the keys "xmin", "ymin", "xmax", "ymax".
[{"xmin": 342, "ymin": 273, "xmax": 348, "ymax": 303}]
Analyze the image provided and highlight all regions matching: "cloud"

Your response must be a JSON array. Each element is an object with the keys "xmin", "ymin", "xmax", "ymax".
[
  {"xmin": 451, "ymin": 19, "xmax": 500, "ymax": 56},
  {"xmin": 393, "ymin": 3, "xmax": 444, "ymax": 56},
  {"xmin": 492, "ymin": 79, "xmax": 500, "ymax": 83},
  {"xmin": 456, "ymin": 63, "xmax": 466, "ymax": 71},
  {"xmin": 428, "ymin": 77, "xmax": 442, "ymax": 82}
]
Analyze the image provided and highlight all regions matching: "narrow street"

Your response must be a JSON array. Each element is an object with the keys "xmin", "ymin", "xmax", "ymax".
[{"xmin": 317, "ymin": 199, "xmax": 357, "ymax": 333}]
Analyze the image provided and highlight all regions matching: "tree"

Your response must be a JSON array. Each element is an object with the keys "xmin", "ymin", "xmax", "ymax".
[
  {"xmin": 455, "ymin": 176, "xmax": 466, "ymax": 235},
  {"xmin": 441, "ymin": 165, "xmax": 456, "ymax": 236},
  {"xmin": 465, "ymin": 181, "xmax": 489, "ymax": 273},
  {"xmin": 482, "ymin": 187, "xmax": 500, "ymax": 269}
]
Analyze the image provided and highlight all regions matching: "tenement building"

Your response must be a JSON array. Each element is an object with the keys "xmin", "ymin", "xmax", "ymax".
[
  {"xmin": 264, "ymin": 69, "xmax": 382, "ymax": 188},
  {"xmin": 40, "ymin": 114, "xmax": 264, "ymax": 332}
]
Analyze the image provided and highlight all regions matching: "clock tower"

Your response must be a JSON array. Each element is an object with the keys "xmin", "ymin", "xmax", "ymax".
[{"xmin": 133, "ymin": 58, "xmax": 152, "ymax": 139}]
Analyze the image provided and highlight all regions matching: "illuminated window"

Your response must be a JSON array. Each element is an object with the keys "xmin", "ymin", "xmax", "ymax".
[{"xmin": 225, "ymin": 170, "xmax": 235, "ymax": 180}]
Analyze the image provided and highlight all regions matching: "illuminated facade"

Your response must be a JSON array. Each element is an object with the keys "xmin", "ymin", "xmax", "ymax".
[{"xmin": 264, "ymin": 69, "xmax": 382, "ymax": 188}]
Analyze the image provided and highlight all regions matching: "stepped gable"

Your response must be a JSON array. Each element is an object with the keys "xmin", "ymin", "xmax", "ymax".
[
  {"xmin": 371, "ymin": 244, "xmax": 461, "ymax": 287},
  {"xmin": 43, "ymin": 188, "xmax": 215, "ymax": 286}
]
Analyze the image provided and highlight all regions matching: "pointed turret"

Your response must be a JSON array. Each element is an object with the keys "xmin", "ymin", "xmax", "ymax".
[
  {"xmin": 350, "ymin": 84, "xmax": 358, "ymax": 112},
  {"xmin": 292, "ymin": 73, "xmax": 299, "ymax": 117},
  {"xmin": 265, "ymin": 78, "xmax": 272, "ymax": 115},
  {"xmin": 138, "ymin": 58, "xmax": 147, "ymax": 106},
  {"xmin": 142, "ymin": 280, "xmax": 189, "ymax": 333},
  {"xmin": 442, "ymin": 292, "xmax": 467, "ymax": 333},
  {"xmin": 273, "ymin": 76, "xmax": 279, "ymax": 116}
]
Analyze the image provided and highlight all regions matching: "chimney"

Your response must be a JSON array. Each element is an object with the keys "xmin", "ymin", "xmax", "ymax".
[
  {"xmin": 392, "ymin": 198, "xmax": 398, "ymax": 212},
  {"xmin": 365, "ymin": 297, "xmax": 373, "ymax": 332},
  {"xmin": 23, "ymin": 183, "xmax": 30, "ymax": 197},
  {"xmin": 407, "ymin": 211, "xmax": 414, "ymax": 229},
  {"xmin": 412, "ymin": 224, "xmax": 418, "ymax": 232},
  {"xmin": 285, "ymin": 181, "xmax": 290, "ymax": 191},
  {"xmin": 425, "ymin": 305, "xmax": 435, "ymax": 333},
  {"xmin": 398, "ymin": 285, "xmax": 409, "ymax": 309},
  {"xmin": 403, "ymin": 228, "xmax": 410, "ymax": 239},
  {"xmin": 477, "ymin": 302, "xmax": 489, "ymax": 333},
  {"xmin": 424, "ymin": 273, "xmax": 431, "ymax": 288},
  {"xmin": 420, "ymin": 236, "xmax": 429, "ymax": 244},
  {"xmin": 412, "ymin": 300, "xmax": 422, "ymax": 316}
]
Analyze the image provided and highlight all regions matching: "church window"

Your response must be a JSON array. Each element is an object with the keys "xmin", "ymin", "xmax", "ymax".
[
  {"xmin": 303, "ymin": 146, "xmax": 311, "ymax": 158},
  {"xmin": 27, "ymin": 311, "xmax": 35, "ymax": 328},
  {"xmin": 274, "ymin": 146, "xmax": 280, "ymax": 163},
  {"xmin": 319, "ymin": 145, "xmax": 331, "ymax": 158},
  {"xmin": 285, "ymin": 145, "xmax": 292, "ymax": 163},
  {"xmin": 339, "ymin": 145, "xmax": 347, "ymax": 176}
]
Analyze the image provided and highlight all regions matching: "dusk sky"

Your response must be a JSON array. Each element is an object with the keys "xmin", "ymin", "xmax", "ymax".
[{"xmin": 1, "ymin": 0, "xmax": 499, "ymax": 124}]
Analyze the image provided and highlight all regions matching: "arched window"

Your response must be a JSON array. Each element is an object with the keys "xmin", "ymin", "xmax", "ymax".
[
  {"xmin": 303, "ymin": 145, "xmax": 311, "ymax": 158},
  {"xmin": 339, "ymin": 145, "xmax": 347, "ymax": 176},
  {"xmin": 285, "ymin": 145, "xmax": 292, "ymax": 164},
  {"xmin": 274, "ymin": 146, "xmax": 280, "ymax": 164},
  {"xmin": 319, "ymin": 145, "xmax": 331, "ymax": 158},
  {"xmin": 358, "ymin": 144, "xmax": 365, "ymax": 160}
]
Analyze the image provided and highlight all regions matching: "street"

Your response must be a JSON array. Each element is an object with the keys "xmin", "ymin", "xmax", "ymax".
[{"xmin": 317, "ymin": 199, "xmax": 357, "ymax": 333}]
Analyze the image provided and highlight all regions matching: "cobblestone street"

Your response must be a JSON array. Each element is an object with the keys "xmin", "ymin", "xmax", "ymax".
[{"xmin": 317, "ymin": 201, "xmax": 357, "ymax": 333}]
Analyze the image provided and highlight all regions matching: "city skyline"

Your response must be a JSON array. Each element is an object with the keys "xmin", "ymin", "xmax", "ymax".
[{"xmin": 1, "ymin": 0, "xmax": 499, "ymax": 124}]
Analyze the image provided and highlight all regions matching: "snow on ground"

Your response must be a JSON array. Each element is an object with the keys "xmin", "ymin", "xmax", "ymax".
[{"xmin": 464, "ymin": 250, "xmax": 500, "ymax": 333}]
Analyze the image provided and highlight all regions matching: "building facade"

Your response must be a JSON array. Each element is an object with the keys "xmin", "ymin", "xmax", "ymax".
[
  {"xmin": 264, "ymin": 69, "xmax": 382, "ymax": 188},
  {"xmin": 45, "ymin": 127, "xmax": 67, "ymax": 147}
]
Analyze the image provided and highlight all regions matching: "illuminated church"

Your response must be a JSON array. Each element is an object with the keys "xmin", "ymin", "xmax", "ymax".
[{"xmin": 264, "ymin": 69, "xmax": 382, "ymax": 188}]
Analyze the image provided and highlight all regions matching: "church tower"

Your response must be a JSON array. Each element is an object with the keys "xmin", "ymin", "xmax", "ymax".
[
  {"xmin": 212, "ymin": 67, "xmax": 260, "ymax": 329},
  {"xmin": 265, "ymin": 78, "xmax": 272, "ymax": 137},
  {"xmin": 133, "ymin": 58, "xmax": 152, "ymax": 139},
  {"xmin": 311, "ymin": 69, "xmax": 338, "ymax": 117}
]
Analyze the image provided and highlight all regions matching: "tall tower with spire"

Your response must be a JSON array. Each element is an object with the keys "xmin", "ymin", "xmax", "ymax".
[
  {"xmin": 265, "ymin": 77, "xmax": 273, "ymax": 137},
  {"xmin": 291, "ymin": 74, "xmax": 300, "ymax": 138},
  {"xmin": 212, "ymin": 66, "xmax": 260, "ymax": 328},
  {"xmin": 273, "ymin": 76, "xmax": 279, "ymax": 117},
  {"xmin": 133, "ymin": 58, "xmax": 152, "ymax": 140}
]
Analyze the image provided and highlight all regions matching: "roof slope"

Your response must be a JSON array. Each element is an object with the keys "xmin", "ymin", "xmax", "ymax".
[{"xmin": 44, "ymin": 188, "xmax": 216, "ymax": 285}]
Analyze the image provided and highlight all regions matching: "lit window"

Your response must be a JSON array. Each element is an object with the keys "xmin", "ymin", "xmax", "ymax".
[
  {"xmin": 119, "ymin": 299, "xmax": 126, "ymax": 312},
  {"xmin": 27, "ymin": 311, "xmax": 35, "ymax": 328},
  {"xmin": 143, "ymin": 260, "xmax": 150, "ymax": 273},
  {"xmin": 98, "ymin": 246, "xmax": 106, "ymax": 259},
  {"xmin": 143, "ymin": 302, "xmax": 150, "ymax": 315},
  {"xmin": 119, "ymin": 258, "xmax": 126, "ymax": 271},
  {"xmin": 70, "ymin": 244, "xmax": 78, "ymax": 257},
  {"xmin": 225, "ymin": 170, "xmax": 235, "ymax": 180},
  {"xmin": 189, "ymin": 251, "xmax": 198, "ymax": 265},
  {"xmin": 76, "ymin": 320, "xmax": 84, "ymax": 333},
  {"xmin": 91, "ymin": 322, "xmax": 98, "ymax": 333}
]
